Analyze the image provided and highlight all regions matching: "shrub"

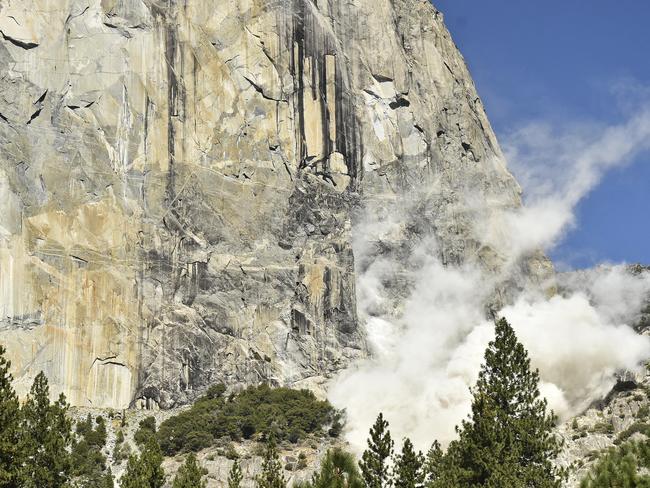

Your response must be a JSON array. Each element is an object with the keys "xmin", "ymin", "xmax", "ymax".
[
  {"xmin": 71, "ymin": 414, "xmax": 113, "ymax": 486},
  {"xmin": 298, "ymin": 448, "xmax": 363, "ymax": 488},
  {"xmin": 591, "ymin": 421, "xmax": 614, "ymax": 435},
  {"xmin": 114, "ymin": 442, "xmax": 131, "ymax": 463},
  {"xmin": 219, "ymin": 443, "xmax": 239, "ymax": 460},
  {"xmin": 615, "ymin": 422, "xmax": 650, "ymax": 445},
  {"xmin": 581, "ymin": 439, "xmax": 650, "ymax": 487},
  {"xmin": 157, "ymin": 384, "xmax": 340, "ymax": 455},
  {"xmin": 135, "ymin": 416, "xmax": 157, "ymax": 446}
]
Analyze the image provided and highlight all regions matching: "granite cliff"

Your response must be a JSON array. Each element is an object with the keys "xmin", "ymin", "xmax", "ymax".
[{"xmin": 0, "ymin": 0, "xmax": 551, "ymax": 409}]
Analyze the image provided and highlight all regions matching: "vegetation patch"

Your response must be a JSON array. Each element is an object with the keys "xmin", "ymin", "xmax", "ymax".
[
  {"xmin": 590, "ymin": 421, "xmax": 614, "ymax": 435},
  {"xmin": 581, "ymin": 439, "xmax": 650, "ymax": 487},
  {"xmin": 157, "ymin": 384, "xmax": 342, "ymax": 455},
  {"xmin": 614, "ymin": 422, "xmax": 650, "ymax": 445}
]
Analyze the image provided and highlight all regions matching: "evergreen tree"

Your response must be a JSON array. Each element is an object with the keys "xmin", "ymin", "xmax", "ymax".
[
  {"xmin": 423, "ymin": 441, "xmax": 443, "ymax": 486},
  {"xmin": 393, "ymin": 439, "xmax": 424, "ymax": 488},
  {"xmin": 359, "ymin": 413, "xmax": 394, "ymax": 488},
  {"xmin": 71, "ymin": 414, "xmax": 114, "ymax": 488},
  {"xmin": 134, "ymin": 416, "xmax": 156, "ymax": 446},
  {"xmin": 120, "ymin": 437, "xmax": 165, "ymax": 488},
  {"xmin": 121, "ymin": 454, "xmax": 145, "ymax": 488},
  {"xmin": 0, "ymin": 345, "xmax": 21, "ymax": 488},
  {"xmin": 304, "ymin": 448, "xmax": 364, "ymax": 488},
  {"xmin": 19, "ymin": 372, "xmax": 73, "ymax": 488},
  {"xmin": 443, "ymin": 318, "xmax": 566, "ymax": 487},
  {"xmin": 256, "ymin": 440, "xmax": 285, "ymax": 488},
  {"xmin": 228, "ymin": 460, "xmax": 243, "ymax": 488},
  {"xmin": 579, "ymin": 439, "xmax": 650, "ymax": 487},
  {"xmin": 172, "ymin": 453, "xmax": 207, "ymax": 488}
]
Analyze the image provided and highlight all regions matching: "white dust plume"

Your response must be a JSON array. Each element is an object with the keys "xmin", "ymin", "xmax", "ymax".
[{"xmin": 329, "ymin": 107, "xmax": 650, "ymax": 453}]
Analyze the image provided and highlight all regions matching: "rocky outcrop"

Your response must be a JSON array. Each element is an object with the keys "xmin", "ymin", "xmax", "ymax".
[
  {"xmin": 0, "ymin": 0, "xmax": 550, "ymax": 409},
  {"xmin": 557, "ymin": 366, "xmax": 650, "ymax": 486}
]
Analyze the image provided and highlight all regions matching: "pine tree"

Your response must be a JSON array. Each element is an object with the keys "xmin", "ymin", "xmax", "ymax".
[
  {"xmin": 71, "ymin": 414, "xmax": 114, "ymax": 488},
  {"xmin": 359, "ymin": 413, "xmax": 394, "ymax": 488},
  {"xmin": 307, "ymin": 448, "xmax": 365, "ymax": 488},
  {"xmin": 120, "ymin": 437, "xmax": 165, "ymax": 488},
  {"xmin": 443, "ymin": 318, "xmax": 566, "ymax": 487},
  {"xmin": 579, "ymin": 440, "xmax": 650, "ymax": 487},
  {"xmin": 172, "ymin": 453, "xmax": 207, "ymax": 488},
  {"xmin": 120, "ymin": 453, "xmax": 145, "ymax": 488},
  {"xmin": 256, "ymin": 440, "xmax": 285, "ymax": 488},
  {"xmin": 393, "ymin": 439, "xmax": 424, "ymax": 488},
  {"xmin": 423, "ymin": 441, "xmax": 443, "ymax": 486},
  {"xmin": 0, "ymin": 345, "xmax": 21, "ymax": 488},
  {"xmin": 19, "ymin": 371, "xmax": 73, "ymax": 488},
  {"xmin": 228, "ymin": 459, "xmax": 243, "ymax": 488}
]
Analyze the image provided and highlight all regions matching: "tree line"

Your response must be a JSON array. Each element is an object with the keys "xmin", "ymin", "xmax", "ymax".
[{"xmin": 0, "ymin": 318, "xmax": 633, "ymax": 487}]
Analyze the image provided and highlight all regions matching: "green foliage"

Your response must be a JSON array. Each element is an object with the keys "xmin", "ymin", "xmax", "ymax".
[
  {"xmin": 172, "ymin": 453, "xmax": 207, "ymax": 488},
  {"xmin": 256, "ymin": 441, "xmax": 285, "ymax": 488},
  {"xmin": 637, "ymin": 406, "xmax": 650, "ymax": 419},
  {"xmin": 423, "ymin": 441, "xmax": 443, "ymax": 486},
  {"xmin": 591, "ymin": 421, "xmax": 615, "ymax": 435},
  {"xmin": 71, "ymin": 414, "xmax": 113, "ymax": 487},
  {"xmin": 157, "ymin": 384, "xmax": 338, "ymax": 455},
  {"xmin": 228, "ymin": 460, "xmax": 244, "ymax": 488},
  {"xmin": 298, "ymin": 448, "xmax": 364, "ymax": 488},
  {"xmin": 580, "ymin": 439, "xmax": 650, "ymax": 487},
  {"xmin": 615, "ymin": 422, "xmax": 650, "ymax": 445},
  {"xmin": 393, "ymin": 439, "xmax": 424, "ymax": 488},
  {"xmin": 0, "ymin": 345, "xmax": 20, "ymax": 488},
  {"xmin": 359, "ymin": 413, "xmax": 394, "ymax": 488},
  {"xmin": 135, "ymin": 416, "xmax": 157, "ymax": 446},
  {"xmin": 328, "ymin": 410, "xmax": 344, "ymax": 438},
  {"xmin": 19, "ymin": 371, "xmax": 74, "ymax": 488},
  {"xmin": 434, "ymin": 318, "xmax": 566, "ymax": 487},
  {"xmin": 0, "ymin": 347, "xmax": 113, "ymax": 487},
  {"xmin": 218, "ymin": 442, "xmax": 240, "ymax": 460},
  {"xmin": 114, "ymin": 441, "xmax": 132, "ymax": 463},
  {"xmin": 120, "ymin": 438, "xmax": 165, "ymax": 488}
]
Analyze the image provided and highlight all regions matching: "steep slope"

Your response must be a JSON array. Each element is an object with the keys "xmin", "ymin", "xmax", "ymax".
[{"xmin": 0, "ymin": 0, "xmax": 550, "ymax": 409}]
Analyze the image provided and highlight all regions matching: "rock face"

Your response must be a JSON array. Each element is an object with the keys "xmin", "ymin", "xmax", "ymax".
[
  {"xmin": 557, "ymin": 367, "xmax": 650, "ymax": 486},
  {"xmin": 0, "ymin": 0, "xmax": 550, "ymax": 408}
]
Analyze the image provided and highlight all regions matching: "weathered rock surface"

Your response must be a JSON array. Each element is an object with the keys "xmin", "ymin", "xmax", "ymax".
[
  {"xmin": 557, "ymin": 364, "xmax": 650, "ymax": 486},
  {"xmin": 0, "ymin": 0, "xmax": 551, "ymax": 409}
]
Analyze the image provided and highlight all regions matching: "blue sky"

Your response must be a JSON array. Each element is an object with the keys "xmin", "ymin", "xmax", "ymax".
[{"xmin": 434, "ymin": 1, "xmax": 650, "ymax": 269}]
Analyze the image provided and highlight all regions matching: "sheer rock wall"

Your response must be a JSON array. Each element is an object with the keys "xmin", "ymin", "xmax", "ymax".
[{"xmin": 0, "ymin": 0, "xmax": 550, "ymax": 408}]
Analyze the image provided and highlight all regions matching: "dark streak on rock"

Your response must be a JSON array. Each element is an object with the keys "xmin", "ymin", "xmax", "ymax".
[
  {"xmin": 242, "ymin": 76, "xmax": 286, "ymax": 102},
  {"xmin": 34, "ymin": 90, "xmax": 47, "ymax": 105},
  {"xmin": 286, "ymin": 0, "xmax": 363, "ymax": 188},
  {"xmin": 372, "ymin": 73, "xmax": 393, "ymax": 83},
  {"xmin": 0, "ymin": 30, "xmax": 38, "ymax": 49},
  {"xmin": 151, "ymin": 2, "xmax": 184, "ymax": 207},
  {"xmin": 389, "ymin": 96, "xmax": 410, "ymax": 110},
  {"xmin": 64, "ymin": 6, "xmax": 89, "ymax": 27},
  {"xmin": 103, "ymin": 22, "xmax": 133, "ymax": 38},
  {"xmin": 26, "ymin": 108, "xmax": 42, "ymax": 125},
  {"xmin": 89, "ymin": 354, "xmax": 126, "ymax": 371}
]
